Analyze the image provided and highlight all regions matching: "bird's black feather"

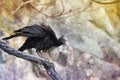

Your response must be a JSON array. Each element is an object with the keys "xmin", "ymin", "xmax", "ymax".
[
  {"xmin": 3, "ymin": 24, "xmax": 66, "ymax": 53},
  {"xmin": 2, "ymin": 33, "xmax": 21, "ymax": 40}
]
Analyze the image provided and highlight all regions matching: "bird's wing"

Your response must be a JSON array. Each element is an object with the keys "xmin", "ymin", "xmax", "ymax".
[
  {"xmin": 18, "ymin": 37, "xmax": 40, "ymax": 51},
  {"xmin": 3, "ymin": 24, "xmax": 57, "ymax": 40},
  {"xmin": 14, "ymin": 24, "xmax": 46, "ymax": 37},
  {"xmin": 35, "ymin": 36, "xmax": 54, "ymax": 52},
  {"xmin": 41, "ymin": 24, "xmax": 58, "ymax": 41}
]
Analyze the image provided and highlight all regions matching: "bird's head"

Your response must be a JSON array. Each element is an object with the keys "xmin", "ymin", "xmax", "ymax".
[
  {"xmin": 57, "ymin": 36, "xmax": 71, "ymax": 51},
  {"xmin": 57, "ymin": 35, "xmax": 66, "ymax": 46}
]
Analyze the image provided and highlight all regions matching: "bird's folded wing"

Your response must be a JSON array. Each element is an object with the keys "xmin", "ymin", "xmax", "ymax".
[
  {"xmin": 41, "ymin": 24, "xmax": 58, "ymax": 40},
  {"xmin": 14, "ymin": 24, "xmax": 46, "ymax": 37}
]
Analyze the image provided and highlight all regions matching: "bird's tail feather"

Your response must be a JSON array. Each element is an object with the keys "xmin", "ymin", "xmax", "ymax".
[
  {"xmin": 2, "ymin": 33, "xmax": 20, "ymax": 40},
  {"xmin": 18, "ymin": 46, "xmax": 25, "ymax": 51},
  {"xmin": 18, "ymin": 44, "xmax": 26, "ymax": 51},
  {"xmin": 14, "ymin": 29, "xmax": 21, "ymax": 33}
]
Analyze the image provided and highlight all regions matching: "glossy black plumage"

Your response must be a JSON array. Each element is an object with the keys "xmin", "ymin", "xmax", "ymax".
[{"xmin": 3, "ymin": 24, "xmax": 66, "ymax": 52}]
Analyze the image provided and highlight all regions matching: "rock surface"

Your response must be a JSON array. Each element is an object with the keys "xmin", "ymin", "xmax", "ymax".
[{"xmin": 0, "ymin": 0, "xmax": 120, "ymax": 80}]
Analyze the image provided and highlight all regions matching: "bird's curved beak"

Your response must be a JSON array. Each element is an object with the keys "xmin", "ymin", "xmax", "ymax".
[
  {"xmin": 65, "ymin": 41, "xmax": 72, "ymax": 50},
  {"xmin": 65, "ymin": 41, "xmax": 70, "ymax": 47}
]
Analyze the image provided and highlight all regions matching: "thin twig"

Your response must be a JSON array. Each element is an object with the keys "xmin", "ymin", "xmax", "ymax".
[
  {"xmin": 93, "ymin": 0, "xmax": 120, "ymax": 4},
  {"xmin": 55, "ymin": 0, "xmax": 92, "ymax": 18},
  {"xmin": 12, "ymin": 0, "xmax": 56, "ymax": 18},
  {"xmin": 51, "ymin": 0, "xmax": 65, "ymax": 17},
  {"xmin": 12, "ymin": 0, "xmax": 32, "ymax": 14},
  {"xmin": 0, "ymin": 40, "xmax": 63, "ymax": 80}
]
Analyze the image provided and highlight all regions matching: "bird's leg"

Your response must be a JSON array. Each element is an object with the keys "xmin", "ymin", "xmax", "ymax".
[
  {"xmin": 31, "ymin": 50, "xmax": 49, "ymax": 77},
  {"xmin": 36, "ymin": 50, "xmax": 49, "ymax": 61},
  {"xmin": 45, "ymin": 50, "xmax": 52, "ymax": 60},
  {"xmin": 32, "ymin": 62, "xmax": 49, "ymax": 77},
  {"xmin": 36, "ymin": 50, "xmax": 42, "ymax": 57}
]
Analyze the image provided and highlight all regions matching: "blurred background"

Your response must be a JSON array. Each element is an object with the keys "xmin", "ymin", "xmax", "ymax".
[{"xmin": 0, "ymin": 0, "xmax": 120, "ymax": 80}]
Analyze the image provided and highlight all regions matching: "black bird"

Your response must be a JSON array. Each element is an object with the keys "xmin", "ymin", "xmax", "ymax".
[{"xmin": 3, "ymin": 24, "xmax": 66, "ymax": 54}]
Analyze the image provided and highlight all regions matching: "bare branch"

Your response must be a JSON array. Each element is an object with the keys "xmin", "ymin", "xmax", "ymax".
[
  {"xmin": 11, "ymin": 0, "xmax": 96, "ymax": 19},
  {"xmin": 12, "ymin": 0, "xmax": 56, "ymax": 18},
  {"xmin": 55, "ymin": 0, "xmax": 92, "ymax": 18},
  {"xmin": 93, "ymin": 0, "xmax": 120, "ymax": 4},
  {"xmin": 0, "ymin": 40, "xmax": 63, "ymax": 80},
  {"xmin": 12, "ymin": 0, "xmax": 32, "ymax": 14},
  {"xmin": 51, "ymin": 0, "xmax": 65, "ymax": 17},
  {"xmin": 38, "ymin": 0, "xmax": 56, "ymax": 6}
]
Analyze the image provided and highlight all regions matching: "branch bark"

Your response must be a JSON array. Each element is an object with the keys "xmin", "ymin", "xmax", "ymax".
[
  {"xmin": 93, "ymin": 0, "xmax": 120, "ymax": 4},
  {"xmin": 0, "ymin": 40, "xmax": 63, "ymax": 80}
]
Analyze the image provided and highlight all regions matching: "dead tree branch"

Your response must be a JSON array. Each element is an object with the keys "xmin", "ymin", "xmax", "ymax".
[
  {"xmin": 0, "ymin": 40, "xmax": 63, "ymax": 80},
  {"xmin": 93, "ymin": 0, "xmax": 120, "ymax": 4}
]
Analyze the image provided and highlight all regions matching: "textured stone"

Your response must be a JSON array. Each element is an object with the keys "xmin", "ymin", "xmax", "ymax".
[{"xmin": 0, "ymin": 0, "xmax": 120, "ymax": 80}]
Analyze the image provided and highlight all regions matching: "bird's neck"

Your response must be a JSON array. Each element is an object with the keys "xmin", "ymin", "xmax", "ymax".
[{"xmin": 54, "ymin": 39, "xmax": 62, "ymax": 47}]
